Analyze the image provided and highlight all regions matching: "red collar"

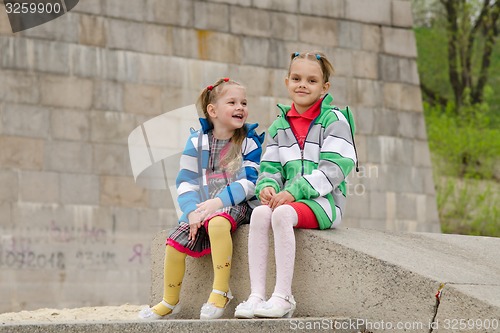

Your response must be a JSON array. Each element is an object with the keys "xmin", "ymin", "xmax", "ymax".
[{"xmin": 288, "ymin": 98, "xmax": 322, "ymax": 120}]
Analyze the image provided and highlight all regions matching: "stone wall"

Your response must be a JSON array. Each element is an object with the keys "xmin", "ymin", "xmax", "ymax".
[{"xmin": 0, "ymin": 0, "xmax": 440, "ymax": 312}]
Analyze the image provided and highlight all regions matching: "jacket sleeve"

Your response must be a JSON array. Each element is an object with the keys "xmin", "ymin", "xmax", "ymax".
[
  {"xmin": 284, "ymin": 116, "xmax": 356, "ymax": 201},
  {"xmin": 255, "ymin": 129, "xmax": 285, "ymax": 199},
  {"xmin": 176, "ymin": 133, "xmax": 202, "ymax": 218},
  {"xmin": 215, "ymin": 134, "xmax": 263, "ymax": 207}
]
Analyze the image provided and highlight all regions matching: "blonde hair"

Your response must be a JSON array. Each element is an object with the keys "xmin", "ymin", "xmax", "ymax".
[
  {"xmin": 288, "ymin": 51, "xmax": 335, "ymax": 83},
  {"xmin": 197, "ymin": 78, "xmax": 247, "ymax": 174}
]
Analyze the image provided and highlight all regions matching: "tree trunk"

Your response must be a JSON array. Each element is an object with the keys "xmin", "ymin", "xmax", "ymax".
[
  {"xmin": 472, "ymin": 2, "xmax": 500, "ymax": 104},
  {"xmin": 441, "ymin": 0, "xmax": 463, "ymax": 112},
  {"xmin": 439, "ymin": 0, "xmax": 499, "ymax": 110}
]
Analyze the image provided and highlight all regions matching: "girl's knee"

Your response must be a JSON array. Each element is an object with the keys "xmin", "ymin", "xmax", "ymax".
[
  {"xmin": 165, "ymin": 245, "xmax": 187, "ymax": 263},
  {"xmin": 207, "ymin": 216, "xmax": 231, "ymax": 234},
  {"xmin": 271, "ymin": 205, "xmax": 297, "ymax": 228},
  {"xmin": 250, "ymin": 205, "xmax": 272, "ymax": 230},
  {"xmin": 253, "ymin": 205, "xmax": 272, "ymax": 215}
]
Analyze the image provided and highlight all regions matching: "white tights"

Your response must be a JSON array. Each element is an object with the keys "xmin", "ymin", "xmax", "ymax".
[{"xmin": 247, "ymin": 205, "xmax": 297, "ymax": 306}]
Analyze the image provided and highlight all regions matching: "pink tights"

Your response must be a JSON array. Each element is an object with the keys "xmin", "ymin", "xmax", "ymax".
[{"xmin": 248, "ymin": 205, "xmax": 297, "ymax": 307}]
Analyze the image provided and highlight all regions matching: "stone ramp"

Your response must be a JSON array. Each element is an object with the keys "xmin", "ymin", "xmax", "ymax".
[
  {"xmin": 0, "ymin": 318, "xmax": 367, "ymax": 333},
  {"xmin": 2, "ymin": 227, "xmax": 498, "ymax": 333},
  {"xmin": 327, "ymin": 227, "xmax": 500, "ymax": 329},
  {"xmin": 150, "ymin": 226, "xmax": 500, "ymax": 331}
]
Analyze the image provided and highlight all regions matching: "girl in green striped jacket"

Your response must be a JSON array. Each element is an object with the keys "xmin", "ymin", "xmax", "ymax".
[{"xmin": 235, "ymin": 51, "xmax": 357, "ymax": 319}]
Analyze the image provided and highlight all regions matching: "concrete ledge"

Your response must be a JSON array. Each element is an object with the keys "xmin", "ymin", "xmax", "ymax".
[
  {"xmin": 150, "ymin": 226, "xmax": 500, "ymax": 330},
  {"xmin": 0, "ymin": 318, "xmax": 365, "ymax": 333}
]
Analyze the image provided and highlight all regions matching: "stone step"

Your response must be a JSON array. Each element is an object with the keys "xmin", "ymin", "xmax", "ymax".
[
  {"xmin": 0, "ymin": 317, "xmax": 367, "ymax": 333},
  {"xmin": 150, "ymin": 226, "xmax": 500, "ymax": 330}
]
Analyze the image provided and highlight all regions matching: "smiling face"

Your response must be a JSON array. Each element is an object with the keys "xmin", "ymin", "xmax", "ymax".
[
  {"xmin": 285, "ymin": 58, "xmax": 330, "ymax": 114},
  {"xmin": 207, "ymin": 85, "xmax": 248, "ymax": 135}
]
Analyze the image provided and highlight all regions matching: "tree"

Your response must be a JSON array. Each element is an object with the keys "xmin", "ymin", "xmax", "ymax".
[
  {"xmin": 412, "ymin": 0, "xmax": 443, "ymax": 27},
  {"xmin": 418, "ymin": 0, "xmax": 500, "ymax": 112}
]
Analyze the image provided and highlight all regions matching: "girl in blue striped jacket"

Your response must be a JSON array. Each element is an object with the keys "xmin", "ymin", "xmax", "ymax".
[{"xmin": 139, "ymin": 78, "xmax": 263, "ymax": 320}]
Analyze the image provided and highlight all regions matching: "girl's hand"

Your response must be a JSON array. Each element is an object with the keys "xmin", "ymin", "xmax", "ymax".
[
  {"xmin": 188, "ymin": 211, "xmax": 203, "ymax": 241},
  {"xmin": 195, "ymin": 198, "xmax": 223, "ymax": 221},
  {"xmin": 268, "ymin": 190, "xmax": 295, "ymax": 209},
  {"xmin": 259, "ymin": 187, "xmax": 276, "ymax": 205}
]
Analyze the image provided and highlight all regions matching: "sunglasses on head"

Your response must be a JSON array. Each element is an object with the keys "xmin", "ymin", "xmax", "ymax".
[{"xmin": 292, "ymin": 52, "xmax": 322, "ymax": 60}]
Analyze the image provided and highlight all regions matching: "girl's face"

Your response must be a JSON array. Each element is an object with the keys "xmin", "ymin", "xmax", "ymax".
[
  {"xmin": 207, "ymin": 85, "xmax": 248, "ymax": 131},
  {"xmin": 285, "ymin": 59, "xmax": 330, "ymax": 113}
]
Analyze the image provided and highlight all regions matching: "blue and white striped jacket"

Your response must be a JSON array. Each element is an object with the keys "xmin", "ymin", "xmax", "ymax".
[{"xmin": 176, "ymin": 118, "xmax": 264, "ymax": 223}]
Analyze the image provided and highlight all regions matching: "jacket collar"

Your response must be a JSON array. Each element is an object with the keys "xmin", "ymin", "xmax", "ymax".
[
  {"xmin": 277, "ymin": 93, "xmax": 334, "ymax": 117},
  {"xmin": 197, "ymin": 118, "xmax": 261, "ymax": 142},
  {"xmin": 199, "ymin": 117, "xmax": 212, "ymax": 133}
]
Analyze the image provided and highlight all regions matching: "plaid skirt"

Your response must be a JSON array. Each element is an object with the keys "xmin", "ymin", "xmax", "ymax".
[
  {"xmin": 166, "ymin": 205, "xmax": 251, "ymax": 257},
  {"xmin": 166, "ymin": 131, "xmax": 252, "ymax": 257}
]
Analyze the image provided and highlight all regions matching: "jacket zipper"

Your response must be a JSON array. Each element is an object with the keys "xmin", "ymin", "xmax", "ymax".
[
  {"xmin": 278, "ymin": 104, "xmax": 320, "ymax": 177},
  {"xmin": 300, "ymin": 149, "xmax": 304, "ymax": 175}
]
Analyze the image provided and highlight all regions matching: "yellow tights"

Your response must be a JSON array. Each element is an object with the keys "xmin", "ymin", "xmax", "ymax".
[
  {"xmin": 152, "ymin": 245, "xmax": 186, "ymax": 316},
  {"xmin": 207, "ymin": 216, "xmax": 233, "ymax": 308},
  {"xmin": 152, "ymin": 216, "xmax": 233, "ymax": 315}
]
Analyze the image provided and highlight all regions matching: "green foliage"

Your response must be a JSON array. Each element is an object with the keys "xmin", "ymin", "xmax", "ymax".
[
  {"xmin": 413, "ymin": 0, "xmax": 500, "ymax": 125},
  {"xmin": 414, "ymin": 27, "xmax": 451, "ymax": 98},
  {"xmin": 424, "ymin": 102, "xmax": 500, "ymax": 237},
  {"xmin": 437, "ymin": 177, "xmax": 500, "ymax": 237},
  {"xmin": 415, "ymin": 25, "xmax": 500, "ymax": 124},
  {"xmin": 413, "ymin": 0, "xmax": 500, "ymax": 237},
  {"xmin": 424, "ymin": 101, "xmax": 500, "ymax": 180},
  {"xmin": 486, "ymin": 44, "xmax": 500, "ymax": 126}
]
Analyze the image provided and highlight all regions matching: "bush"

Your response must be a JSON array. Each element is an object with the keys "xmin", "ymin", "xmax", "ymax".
[
  {"xmin": 424, "ymin": 101, "xmax": 500, "ymax": 180},
  {"xmin": 424, "ymin": 101, "xmax": 500, "ymax": 237},
  {"xmin": 437, "ymin": 177, "xmax": 500, "ymax": 237}
]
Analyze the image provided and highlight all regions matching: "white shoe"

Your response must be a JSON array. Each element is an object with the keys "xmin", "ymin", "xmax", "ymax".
[
  {"xmin": 234, "ymin": 294, "xmax": 265, "ymax": 319},
  {"xmin": 253, "ymin": 293, "xmax": 296, "ymax": 318},
  {"xmin": 200, "ymin": 289, "xmax": 233, "ymax": 320},
  {"xmin": 138, "ymin": 300, "xmax": 180, "ymax": 320}
]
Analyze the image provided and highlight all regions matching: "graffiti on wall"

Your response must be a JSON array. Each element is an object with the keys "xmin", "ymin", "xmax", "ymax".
[{"xmin": 0, "ymin": 219, "xmax": 152, "ymax": 270}]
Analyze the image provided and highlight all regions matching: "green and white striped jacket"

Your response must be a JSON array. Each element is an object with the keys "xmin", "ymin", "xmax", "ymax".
[{"xmin": 256, "ymin": 94, "xmax": 357, "ymax": 229}]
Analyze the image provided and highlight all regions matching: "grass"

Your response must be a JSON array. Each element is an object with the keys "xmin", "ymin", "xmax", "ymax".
[
  {"xmin": 424, "ymin": 103, "xmax": 500, "ymax": 237},
  {"xmin": 436, "ymin": 177, "xmax": 500, "ymax": 237},
  {"xmin": 412, "ymin": 10, "xmax": 500, "ymax": 237}
]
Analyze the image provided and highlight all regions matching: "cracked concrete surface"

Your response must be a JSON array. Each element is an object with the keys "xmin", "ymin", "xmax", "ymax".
[
  {"xmin": 1, "ymin": 227, "xmax": 497, "ymax": 333},
  {"xmin": 149, "ymin": 226, "xmax": 500, "ymax": 333}
]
